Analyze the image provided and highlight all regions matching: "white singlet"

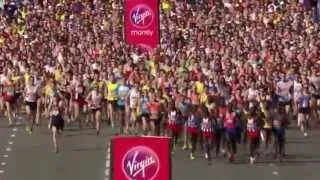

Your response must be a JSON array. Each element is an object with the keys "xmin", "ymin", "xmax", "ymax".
[
  {"xmin": 129, "ymin": 88, "xmax": 139, "ymax": 108},
  {"xmin": 25, "ymin": 85, "xmax": 37, "ymax": 102},
  {"xmin": 293, "ymin": 81, "xmax": 302, "ymax": 101},
  {"xmin": 277, "ymin": 81, "xmax": 293, "ymax": 97},
  {"xmin": 91, "ymin": 90, "xmax": 102, "ymax": 109}
]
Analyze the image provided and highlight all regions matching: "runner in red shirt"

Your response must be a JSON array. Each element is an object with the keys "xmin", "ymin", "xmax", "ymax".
[{"xmin": 148, "ymin": 93, "xmax": 160, "ymax": 136}]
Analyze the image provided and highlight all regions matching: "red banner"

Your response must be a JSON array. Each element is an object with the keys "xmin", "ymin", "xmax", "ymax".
[
  {"xmin": 111, "ymin": 136, "xmax": 171, "ymax": 180},
  {"xmin": 124, "ymin": 0, "xmax": 160, "ymax": 51}
]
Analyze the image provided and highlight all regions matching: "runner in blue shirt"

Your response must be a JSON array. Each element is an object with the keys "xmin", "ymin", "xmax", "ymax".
[{"xmin": 116, "ymin": 79, "xmax": 130, "ymax": 134}]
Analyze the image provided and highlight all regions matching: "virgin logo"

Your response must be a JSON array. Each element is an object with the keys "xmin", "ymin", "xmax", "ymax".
[
  {"xmin": 122, "ymin": 146, "xmax": 159, "ymax": 180},
  {"xmin": 130, "ymin": 5, "xmax": 154, "ymax": 28}
]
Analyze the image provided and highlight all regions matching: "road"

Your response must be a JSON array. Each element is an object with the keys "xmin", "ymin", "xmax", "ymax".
[{"xmin": 0, "ymin": 118, "xmax": 320, "ymax": 180}]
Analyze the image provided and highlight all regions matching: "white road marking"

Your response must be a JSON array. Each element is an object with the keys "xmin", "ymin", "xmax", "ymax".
[
  {"xmin": 0, "ymin": 125, "xmax": 19, "ymax": 175},
  {"xmin": 105, "ymin": 169, "xmax": 109, "ymax": 176},
  {"xmin": 105, "ymin": 160, "xmax": 110, "ymax": 168},
  {"xmin": 273, "ymin": 171, "xmax": 279, "ymax": 175},
  {"xmin": 104, "ymin": 142, "xmax": 111, "ymax": 179}
]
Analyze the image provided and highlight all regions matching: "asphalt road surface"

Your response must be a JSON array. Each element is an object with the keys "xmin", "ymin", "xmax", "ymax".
[{"xmin": 0, "ymin": 118, "xmax": 320, "ymax": 180}]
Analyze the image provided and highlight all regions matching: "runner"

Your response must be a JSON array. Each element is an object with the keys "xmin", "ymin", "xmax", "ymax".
[
  {"xmin": 138, "ymin": 89, "xmax": 150, "ymax": 135},
  {"xmin": 106, "ymin": 74, "xmax": 118, "ymax": 129},
  {"xmin": 276, "ymin": 74, "xmax": 293, "ymax": 122},
  {"xmin": 180, "ymin": 93, "xmax": 192, "ymax": 150},
  {"xmin": 116, "ymin": 79, "xmax": 129, "ymax": 134},
  {"xmin": 87, "ymin": 86, "xmax": 103, "ymax": 135},
  {"xmin": 186, "ymin": 107, "xmax": 201, "ymax": 160},
  {"xmin": 24, "ymin": 76, "xmax": 39, "ymax": 134},
  {"xmin": 201, "ymin": 108, "xmax": 214, "ymax": 161},
  {"xmin": 3, "ymin": 74, "xmax": 17, "ymax": 126},
  {"xmin": 72, "ymin": 75, "xmax": 87, "ymax": 128},
  {"xmin": 293, "ymin": 76, "xmax": 303, "ymax": 126},
  {"xmin": 128, "ymin": 83, "xmax": 140, "ymax": 134},
  {"xmin": 272, "ymin": 107, "xmax": 287, "ymax": 163},
  {"xmin": 44, "ymin": 78, "xmax": 57, "ymax": 124},
  {"xmin": 309, "ymin": 68, "xmax": 320, "ymax": 124},
  {"xmin": 0, "ymin": 69, "xmax": 8, "ymax": 116},
  {"xmin": 246, "ymin": 110, "xmax": 261, "ymax": 164},
  {"xmin": 60, "ymin": 72, "xmax": 73, "ymax": 124},
  {"xmin": 49, "ymin": 96, "xmax": 65, "ymax": 153},
  {"xmin": 158, "ymin": 90, "xmax": 169, "ymax": 136},
  {"xmin": 166, "ymin": 103, "xmax": 182, "ymax": 154},
  {"xmin": 34, "ymin": 71, "xmax": 44, "ymax": 126},
  {"xmin": 260, "ymin": 100, "xmax": 273, "ymax": 153},
  {"xmin": 215, "ymin": 98, "xmax": 227, "ymax": 157},
  {"xmin": 148, "ymin": 92, "xmax": 161, "ymax": 136},
  {"xmin": 297, "ymin": 88, "xmax": 311, "ymax": 137},
  {"xmin": 224, "ymin": 104, "xmax": 238, "ymax": 163}
]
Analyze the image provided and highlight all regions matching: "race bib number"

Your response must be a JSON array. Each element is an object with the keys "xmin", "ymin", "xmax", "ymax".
[
  {"xmin": 247, "ymin": 119, "xmax": 256, "ymax": 132},
  {"xmin": 78, "ymin": 87, "xmax": 83, "ymax": 94},
  {"xmin": 273, "ymin": 120, "xmax": 281, "ymax": 127},
  {"xmin": 203, "ymin": 118, "xmax": 209, "ymax": 123},
  {"xmin": 150, "ymin": 113, "xmax": 159, "ymax": 120},
  {"xmin": 302, "ymin": 100, "xmax": 308, "ymax": 108},
  {"xmin": 202, "ymin": 118, "xmax": 210, "ymax": 132},
  {"xmin": 188, "ymin": 118, "xmax": 195, "ymax": 127},
  {"xmin": 52, "ymin": 110, "xmax": 59, "ymax": 116}
]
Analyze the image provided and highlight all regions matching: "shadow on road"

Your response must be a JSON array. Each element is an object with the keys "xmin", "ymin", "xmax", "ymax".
[
  {"xmin": 64, "ymin": 132, "xmax": 97, "ymax": 137},
  {"xmin": 72, "ymin": 146, "xmax": 106, "ymax": 152}
]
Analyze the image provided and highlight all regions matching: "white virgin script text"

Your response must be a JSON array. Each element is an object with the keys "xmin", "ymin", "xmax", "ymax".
[
  {"xmin": 126, "ymin": 151, "xmax": 157, "ymax": 178},
  {"xmin": 132, "ymin": 8, "xmax": 152, "ymax": 25}
]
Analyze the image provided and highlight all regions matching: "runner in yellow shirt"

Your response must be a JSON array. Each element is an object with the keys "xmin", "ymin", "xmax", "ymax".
[
  {"xmin": 54, "ymin": 66, "xmax": 63, "ymax": 82},
  {"xmin": 90, "ymin": 72, "xmax": 100, "ymax": 90},
  {"xmin": 162, "ymin": 0, "xmax": 171, "ymax": 12},
  {"xmin": 24, "ymin": 65, "xmax": 31, "ymax": 85},
  {"xmin": 200, "ymin": 90, "xmax": 208, "ymax": 106},
  {"xmin": 106, "ymin": 75, "xmax": 118, "ymax": 128},
  {"xmin": 260, "ymin": 101, "xmax": 272, "ymax": 151},
  {"xmin": 195, "ymin": 80, "xmax": 205, "ymax": 95},
  {"xmin": 44, "ymin": 79, "xmax": 55, "ymax": 120}
]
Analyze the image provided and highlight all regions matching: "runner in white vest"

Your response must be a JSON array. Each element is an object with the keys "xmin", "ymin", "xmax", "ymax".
[
  {"xmin": 24, "ymin": 76, "xmax": 39, "ymax": 134},
  {"xmin": 276, "ymin": 74, "xmax": 293, "ymax": 121}
]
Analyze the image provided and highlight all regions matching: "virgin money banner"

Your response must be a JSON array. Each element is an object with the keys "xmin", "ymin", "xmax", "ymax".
[
  {"xmin": 124, "ymin": 0, "xmax": 160, "ymax": 51},
  {"xmin": 111, "ymin": 136, "xmax": 171, "ymax": 180}
]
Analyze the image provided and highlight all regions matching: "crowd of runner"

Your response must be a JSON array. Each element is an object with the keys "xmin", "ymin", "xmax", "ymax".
[{"xmin": 0, "ymin": 0, "xmax": 319, "ymax": 163}]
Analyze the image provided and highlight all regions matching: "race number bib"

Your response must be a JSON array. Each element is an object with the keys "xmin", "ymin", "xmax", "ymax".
[
  {"xmin": 52, "ymin": 110, "xmax": 59, "ymax": 116},
  {"xmin": 247, "ymin": 119, "xmax": 256, "ymax": 132},
  {"xmin": 273, "ymin": 120, "xmax": 281, "ymax": 128},
  {"xmin": 302, "ymin": 100, "xmax": 308, "ymax": 108},
  {"xmin": 202, "ymin": 118, "xmax": 210, "ymax": 132}
]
